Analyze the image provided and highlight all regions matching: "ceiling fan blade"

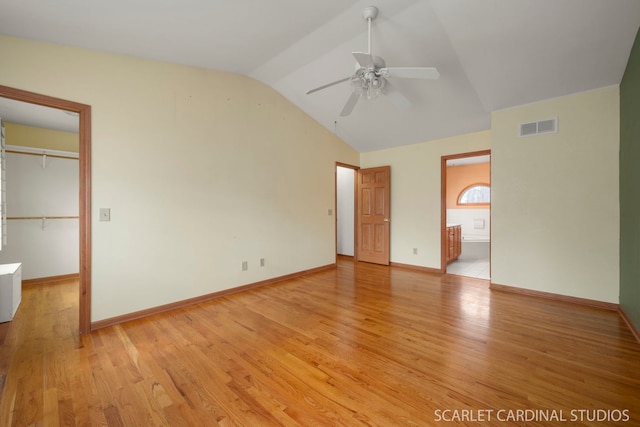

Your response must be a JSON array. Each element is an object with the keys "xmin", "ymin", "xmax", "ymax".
[
  {"xmin": 381, "ymin": 67, "xmax": 440, "ymax": 79},
  {"xmin": 306, "ymin": 76, "xmax": 352, "ymax": 95},
  {"xmin": 339, "ymin": 92, "xmax": 360, "ymax": 117},
  {"xmin": 352, "ymin": 52, "xmax": 374, "ymax": 69}
]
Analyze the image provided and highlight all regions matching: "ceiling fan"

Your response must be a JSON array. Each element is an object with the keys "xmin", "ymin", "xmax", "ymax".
[{"xmin": 306, "ymin": 5, "xmax": 440, "ymax": 117}]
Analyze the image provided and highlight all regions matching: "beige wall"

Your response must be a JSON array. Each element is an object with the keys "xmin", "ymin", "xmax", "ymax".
[
  {"xmin": 3, "ymin": 122, "xmax": 78, "ymax": 152},
  {"xmin": 0, "ymin": 35, "xmax": 359, "ymax": 321},
  {"xmin": 361, "ymin": 130, "xmax": 491, "ymax": 268},
  {"xmin": 361, "ymin": 86, "xmax": 619, "ymax": 304},
  {"xmin": 491, "ymin": 86, "xmax": 619, "ymax": 303}
]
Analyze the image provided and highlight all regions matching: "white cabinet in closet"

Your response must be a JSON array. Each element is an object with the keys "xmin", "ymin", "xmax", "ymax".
[{"xmin": 0, "ymin": 263, "xmax": 22, "ymax": 322}]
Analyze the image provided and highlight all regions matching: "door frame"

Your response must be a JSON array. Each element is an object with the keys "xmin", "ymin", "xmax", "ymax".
[
  {"xmin": 441, "ymin": 149, "xmax": 491, "ymax": 274},
  {"xmin": 0, "ymin": 85, "xmax": 92, "ymax": 334},
  {"xmin": 335, "ymin": 162, "xmax": 359, "ymax": 261}
]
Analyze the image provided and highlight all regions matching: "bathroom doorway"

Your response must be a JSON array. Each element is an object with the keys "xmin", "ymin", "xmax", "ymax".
[{"xmin": 441, "ymin": 150, "xmax": 491, "ymax": 279}]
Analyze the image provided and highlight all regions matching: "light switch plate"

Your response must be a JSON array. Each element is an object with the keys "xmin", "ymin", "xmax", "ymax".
[{"xmin": 99, "ymin": 208, "xmax": 111, "ymax": 222}]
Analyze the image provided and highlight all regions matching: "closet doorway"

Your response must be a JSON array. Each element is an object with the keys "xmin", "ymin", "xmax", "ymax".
[{"xmin": 0, "ymin": 85, "xmax": 92, "ymax": 334}]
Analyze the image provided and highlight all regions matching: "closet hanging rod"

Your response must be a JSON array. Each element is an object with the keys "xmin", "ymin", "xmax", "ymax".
[
  {"xmin": 5, "ymin": 145, "xmax": 79, "ymax": 160},
  {"xmin": 7, "ymin": 216, "xmax": 79, "ymax": 220},
  {"xmin": 5, "ymin": 150, "xmax": 79, "ymax": 161}
]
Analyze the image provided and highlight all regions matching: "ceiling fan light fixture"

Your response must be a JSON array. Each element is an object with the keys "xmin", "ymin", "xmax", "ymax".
[
  {"xmin": 367, "ymin": 77, "xmax": 385, "ymax": 99},
  {"xmin": 350, "ymin": 76, "xmax": 366, "ymax": 95},
  {"xmin": 367, "ymin": 86, "xmax": 384, "ymax": 100},
  {"xmin": 371, "ymin": 76, "xmax": 384, "ymax": 89},
  {"xmin": 367, "ymin": 88, "xmax": 383, "ymax": 99},
  {"xmin": 350, "ymin": 77, "xmax": 385, "ymax": 100}
]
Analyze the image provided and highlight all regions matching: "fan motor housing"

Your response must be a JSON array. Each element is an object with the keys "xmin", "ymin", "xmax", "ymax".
[{"xmin": 354, "ymin": 56, "xmax": 386, "ymax": 72}]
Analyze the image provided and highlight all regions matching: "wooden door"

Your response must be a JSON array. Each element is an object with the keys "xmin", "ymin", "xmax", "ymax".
[{"xmin": 357, "ymin": 166, "xmax": 390, "ymax": 265}]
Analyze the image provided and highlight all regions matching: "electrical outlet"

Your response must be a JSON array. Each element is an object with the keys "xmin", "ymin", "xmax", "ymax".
[
  {"xmin": 241, "ymin": 261, "xmax": 248, "ymax": 271},
  {"xmin": 413, "ymin": 248, "xmax": 418, "ymax": 255},
  {"xmin": 260, "ymin": 258, "xmax": 265, "ymax": 267}
]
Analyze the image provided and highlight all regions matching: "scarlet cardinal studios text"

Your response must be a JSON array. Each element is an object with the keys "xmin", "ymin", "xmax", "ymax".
[{"xmin": 433, "ymin": 408, "xmax": 630, "ymax": 423}]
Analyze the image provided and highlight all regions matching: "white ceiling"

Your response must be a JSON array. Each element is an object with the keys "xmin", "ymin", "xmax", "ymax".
[
  {"xmin": 0, "ymin": 97, "xmax": 79, "ymax": 133},
  {"xmin": 447, "ymin": 155, "xmax": 490, "ymax": 167},
  {"xmin": 0, "ymin": 0, "xmax": 639, "ymax": 152}
]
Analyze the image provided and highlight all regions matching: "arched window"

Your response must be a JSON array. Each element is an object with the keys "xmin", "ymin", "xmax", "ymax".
[{"xmin": 458, "ymin": 184, "xmax": 490, "ymax": 205}]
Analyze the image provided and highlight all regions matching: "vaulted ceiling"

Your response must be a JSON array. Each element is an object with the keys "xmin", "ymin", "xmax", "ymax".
[{"xmin": 1, "ymin": 0, "xmax": 639, "ymax": 152}]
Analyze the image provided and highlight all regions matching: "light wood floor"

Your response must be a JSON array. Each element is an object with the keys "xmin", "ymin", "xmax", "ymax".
[{"xmin": 1, "ymin": 258, "xmax": 639, "ymax": 426}]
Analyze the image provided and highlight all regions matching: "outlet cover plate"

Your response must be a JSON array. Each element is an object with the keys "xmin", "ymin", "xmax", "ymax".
[{"xmin": 99, "ymin": 208, "xmax": 111, "ymax": 222}]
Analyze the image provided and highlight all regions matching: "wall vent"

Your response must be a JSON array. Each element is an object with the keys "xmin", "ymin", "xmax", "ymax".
[{"xmin": 519, "ymin": 117, "xmax": 558, "ymax": 137}]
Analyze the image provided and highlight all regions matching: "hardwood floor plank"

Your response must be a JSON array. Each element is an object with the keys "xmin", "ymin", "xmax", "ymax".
[{"xmin": 1, "ymin": 262, "xmax": 639, "ymax": 426}]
